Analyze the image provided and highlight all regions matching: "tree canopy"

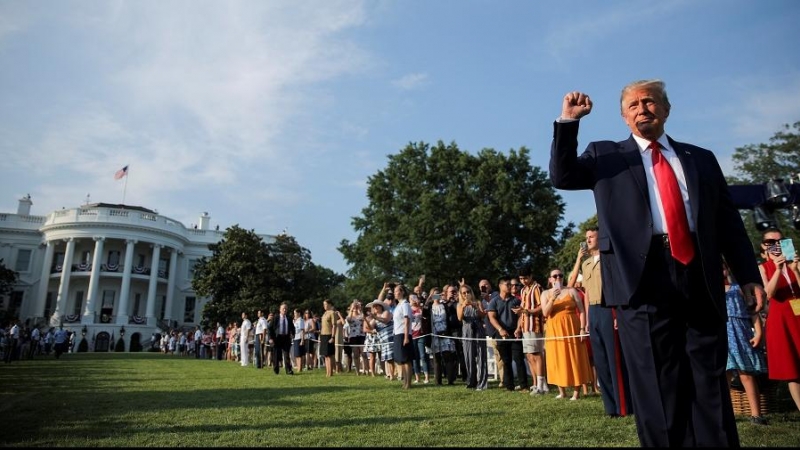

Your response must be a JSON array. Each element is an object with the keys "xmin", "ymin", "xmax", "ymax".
[
  {"xmin": 339, "ymin": 141, "xmax": 567, "ymax": 296},
  {"xmin": 192, "ymin": 226, "xmax": 345, "ymax": 327}
]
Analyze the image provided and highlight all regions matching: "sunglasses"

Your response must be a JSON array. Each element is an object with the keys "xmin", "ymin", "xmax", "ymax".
[
  {"xmin": 762, "ymin": 239, "xmax": 780, "ymax": 246},
  {"xmin": 460, "ymin": 291, "xmax": 470, "ymax": 295},
  {"xmin": 550, "ymin": 274, "xmax": 564, "ymax": 279},
  {"xmin": 511, "ymin": 283, "xmax": 522, "ymax": 288}
]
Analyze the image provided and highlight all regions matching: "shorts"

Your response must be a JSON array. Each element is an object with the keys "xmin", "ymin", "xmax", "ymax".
[
  {"xmin": 392, "ymin": 334, "xmax": 414, "ymax": 363},
  {"xmin": 522, "ymin": 331, "xmax": 544, "ymax": 354}
]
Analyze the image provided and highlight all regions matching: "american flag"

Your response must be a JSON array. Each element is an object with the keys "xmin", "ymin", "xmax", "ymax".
[{"xmin": 114, "ymin": 165, "xmax": 128, "ymax": 180}]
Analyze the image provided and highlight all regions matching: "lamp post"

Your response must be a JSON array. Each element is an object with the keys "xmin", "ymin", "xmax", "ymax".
[
  {"xmin": 81, "ymin": 325, "xmax": 87, "ymax": 337},
  {"xmin": 120, "ymin": 326, "xmax": 126, "ymax": 338}
]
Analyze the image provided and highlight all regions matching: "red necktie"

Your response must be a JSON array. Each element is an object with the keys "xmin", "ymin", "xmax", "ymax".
[{"xmin": 650, "ymin": 142, "xmax": 695, "ymax": 265}]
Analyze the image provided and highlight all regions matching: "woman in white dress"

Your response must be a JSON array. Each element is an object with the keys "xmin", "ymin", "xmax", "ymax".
[{"xmin": 240, "ymin": 312, "xmax": 253, "ymax": 367}]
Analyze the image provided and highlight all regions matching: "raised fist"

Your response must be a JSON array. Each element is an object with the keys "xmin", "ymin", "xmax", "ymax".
[{"xmin": 562, "ymin": 91, "xmax": 593, "ymax": 120}]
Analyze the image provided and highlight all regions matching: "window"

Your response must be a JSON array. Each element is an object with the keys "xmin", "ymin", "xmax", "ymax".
[
  {"xmin": 15, "ymin": 249, "xmax": 32, "ymax": 272},
  {"xmin": 81, "ymin": 251, "xmax": 92, "ymax": 264},
  {"xmin": 159, "ymin": 295, "xmax": 167, "ymax": 319},
  {"xmin": 159, "ymin": 258, "xmax": 168, "ymax": 275},
  {"xmin": 102, "ymin": 290, "xmax": 115, "ymax": 309},
  {"xmin": 137, "ymin": 253, "xmax": 146, "ymax": 268},
  {"xmin": 54, "ymin": 252, "xmax": 65, "ymax": 267},
  {"xmin": 184, "ymin": 296, "xmax": 196, "ymax": 323},
  {"xmin": 107, "ymin": 251, "xmax": 120, "ymax": 266},
  {"xmin": 44, "ymin": 292, "xmax": 54, "ymax": 318},
  {"xmin": 133, "ymin": 293, "xmax": 142, "ymax": 316},
  {"xmin": 73, "ymin": 291, "xmax": 84, "ymax": 316}
]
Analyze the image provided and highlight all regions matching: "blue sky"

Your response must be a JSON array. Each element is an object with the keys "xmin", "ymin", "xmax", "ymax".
[{"xmin": 1, "ymin": 0, "xmax": 799, "ymax": 275}]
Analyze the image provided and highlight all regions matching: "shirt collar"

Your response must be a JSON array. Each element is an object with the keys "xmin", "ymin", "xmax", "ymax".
[{"xmin": 632, "ymin": 133, "xmax": 671, "ymax": 154}]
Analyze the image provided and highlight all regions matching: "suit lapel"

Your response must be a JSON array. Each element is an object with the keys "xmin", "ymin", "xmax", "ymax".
[{"xmin": 619, "ymin": 136, "xmax": 650, "ymax": 207}]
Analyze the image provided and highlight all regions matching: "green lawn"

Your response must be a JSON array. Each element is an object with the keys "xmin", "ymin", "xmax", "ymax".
[{"xmin": 0, "ymin": 352, "xmax": 797, "ymax": 447}]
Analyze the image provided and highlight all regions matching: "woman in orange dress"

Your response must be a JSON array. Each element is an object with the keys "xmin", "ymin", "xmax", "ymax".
[{"xmin": 541, "ymin": 268, "xmax": 592, "ymax": 400}]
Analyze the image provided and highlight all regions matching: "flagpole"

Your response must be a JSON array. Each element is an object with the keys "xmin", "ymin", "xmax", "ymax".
[{"xmin": 122, "ymin": 165, "xmax": 128, "ymax": 205}]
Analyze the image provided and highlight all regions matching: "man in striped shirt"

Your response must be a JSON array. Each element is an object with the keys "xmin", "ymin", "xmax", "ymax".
[{"xmin": 518, "ymin": 264, "xmax": 547, "ymax": 394}]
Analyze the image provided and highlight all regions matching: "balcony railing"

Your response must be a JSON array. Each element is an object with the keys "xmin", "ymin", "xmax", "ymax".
[{"xmin": 49, "ymin": 263, "xmax": 168, "ymax": 278}]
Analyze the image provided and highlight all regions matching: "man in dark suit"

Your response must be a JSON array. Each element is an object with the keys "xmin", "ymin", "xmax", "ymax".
[
  {"xmin": 549, "ymin": 79, "xmax": 765, "ymax": 447},
  {"xmin": 268, "ymin": 302, "xmax": 295, "ymax": 375}
]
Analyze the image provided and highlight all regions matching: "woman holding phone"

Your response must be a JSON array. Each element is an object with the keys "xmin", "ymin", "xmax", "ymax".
[{"xmin": 758, "ymin": 228, "xmax": 800, "ymax": 412}]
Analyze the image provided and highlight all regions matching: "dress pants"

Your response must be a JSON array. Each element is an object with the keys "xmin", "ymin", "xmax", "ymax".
[
  {"xmin": 589, "ymin": 304, "xmax": 632, "ymax": 416},
  {"xmin": 615, "ymin": 236, "xmax": 738, "ymax": 447},
  {"xmin": 462, "ymin": 333, "xmax": 488, "ymax": 390},
  {"xmin": 253, "ymin": 335, "xmax": 263, "ymax": 368},
  {"xmin": 496, "ymin": 337, "xmax": 528, "ymax": 391},
  {"xmin": 273, "ymin": 334, "xmax": 293, "ymax": 374},
  {"xmin": 434, "ymin": 351, "xmax": 456, "ymax": 385}
]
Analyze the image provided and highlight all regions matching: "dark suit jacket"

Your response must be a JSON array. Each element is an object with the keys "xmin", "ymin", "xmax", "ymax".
[
  {"xmin": 549, "ymin": 120, "xmax": 761, "ymax": 321},
  {"xmin": 267, "ymin": 314, "xmax": 296, "ymax": 341}
]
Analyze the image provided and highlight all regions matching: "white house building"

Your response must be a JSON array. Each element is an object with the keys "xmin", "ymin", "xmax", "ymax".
[{"xmin": 0, "ymin": 195, "xmax": 274, "ymax": 351}]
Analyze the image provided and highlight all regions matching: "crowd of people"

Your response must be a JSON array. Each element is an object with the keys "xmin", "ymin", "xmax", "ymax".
[{"xmin": 1, "ymin": 322, "xmax": 74, "ymax": 362}]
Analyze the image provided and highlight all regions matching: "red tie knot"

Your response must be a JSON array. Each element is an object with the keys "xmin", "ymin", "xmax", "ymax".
[{"xmin": 648, "ymin": 141, "xmax": 660, "ymax": 152}]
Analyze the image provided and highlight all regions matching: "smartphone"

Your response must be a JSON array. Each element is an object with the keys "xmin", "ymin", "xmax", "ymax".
[
  {"xmin": 552, "ymin": 280, "xmax": 562, "ymax": 290},
  {"xmin": 780, "ymin": 238, "xmax": 796, "ymax": 261},
  {"xmin": 432, "ymin": 293, "xmax": 441, "ymax": 301},
  {"xmin": 580, "ymin": 242, "xmax": 588, "ymax": 252}
]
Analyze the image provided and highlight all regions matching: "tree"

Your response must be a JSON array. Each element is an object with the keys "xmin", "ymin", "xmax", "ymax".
[
  {"xmin": 0, "ymin": 260, "xmax": 18, "ymax": 325},
  {"xmin": 551, "ymin": 215, "xmax": 599, "ymax": 277},
  {"xmin": 192, "ymin": 226, "xmax": 346, "ymax": 327},
  {"xmin": 339, "ymin": 141, "xmax": 567, "ymax": 297},
  {"xmin": 0, "ymin": 259, "xmax": 16, "ymax": 295},
  {"xmin": 729, "ymin": 121, "xmax": 800, "ymax": 248}
]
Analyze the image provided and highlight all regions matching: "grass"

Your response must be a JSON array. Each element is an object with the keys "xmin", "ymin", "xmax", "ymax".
[{"xmin": 1, "ymin": 352, "xmax": 797, "ymax": 447}]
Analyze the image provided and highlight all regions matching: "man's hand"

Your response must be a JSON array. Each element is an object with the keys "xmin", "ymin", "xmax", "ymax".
[
  {"xmin": 562, "ymin": 91, "xmax": 593, "ymax": 120},
  {"xmin": 742, "ymin": 282, "xmax": 766, "ymax": 313}
]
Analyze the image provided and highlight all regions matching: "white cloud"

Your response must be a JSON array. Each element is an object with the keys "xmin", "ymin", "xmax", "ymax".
[
  {"xmin": 728, "ymin": 74, "xmax": 800, "ymax": 142},
  {"xmin": 392, "ymin": 72, "xmax": 429, "ymax": 90}
]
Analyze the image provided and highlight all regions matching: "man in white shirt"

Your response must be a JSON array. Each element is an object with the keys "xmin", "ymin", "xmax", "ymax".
[
  {"xmin": 193, "ymin": 326, "xmax": 203, "ymax": 359},
  {"xmin": 254, "ymin": 310, "xmax": 268, "ymax": 369},
  {"xmin": 4, "ymin": 320, "xmax": 20, "ymax": 363},
  {"xmin": 29, "ymin": 327, "xmax": 41, "ymax": 359},
  {"xmin": 215, "ymin": 322, "xmax": 226, "ymax": 360}
]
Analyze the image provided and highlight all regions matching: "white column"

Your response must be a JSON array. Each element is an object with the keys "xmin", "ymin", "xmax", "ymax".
[
  {"xmin": 83, "ymin": 237, "xmax": 105, "ymax": 324},
  {"xmin": 35, "ymin": 240, "xmax": 55, "ymax": 318},
  {"xmin": 116, "ymin": 239, "xmax": 137, "ymax": 325},
  {"xmin": 164, "ymin": 249, "xmax": 178, "ymax": 323},
  {"xmin": 51, "ymin": 238, "xmax": 75, "ymax": 327},
  {"xmin": 145, "ymin": 244, "xmax": 162, "ymax": 326}
]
